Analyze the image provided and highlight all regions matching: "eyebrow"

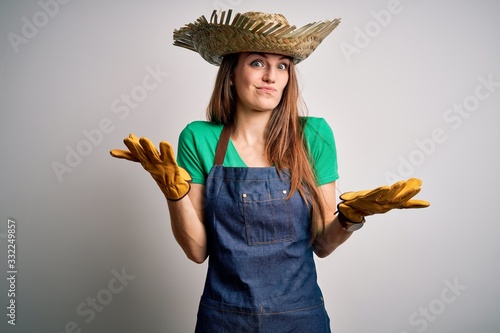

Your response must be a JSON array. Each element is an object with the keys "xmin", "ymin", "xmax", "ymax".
[{"xmin": 246, "ymin": 52, "xmax": 291, "ymax": 61}]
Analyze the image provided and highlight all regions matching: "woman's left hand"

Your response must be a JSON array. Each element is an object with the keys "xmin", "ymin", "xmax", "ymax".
[{"xmin": 337, "ymin": 178, "xmax": 430, "ymax": 223}]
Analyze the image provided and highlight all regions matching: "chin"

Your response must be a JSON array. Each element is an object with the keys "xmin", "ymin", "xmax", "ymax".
[{"xmin": 256, "ymin": 102, "xmax": 280, "ymax": 111}]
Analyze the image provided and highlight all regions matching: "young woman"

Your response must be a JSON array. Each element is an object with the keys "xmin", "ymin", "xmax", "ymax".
[{"xmin": 111, "ymin": 10, "xmax": 429, "ymax": 332}]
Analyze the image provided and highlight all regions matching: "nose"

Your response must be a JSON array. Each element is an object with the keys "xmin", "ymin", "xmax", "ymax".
[{"xmin": 262, "ymin": 67, "xmax": 276, "ymax": 83}]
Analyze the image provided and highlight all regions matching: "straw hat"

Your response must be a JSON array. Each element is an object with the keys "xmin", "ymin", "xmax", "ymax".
[{"xmin": 173, "ymin": 10, "xmax": 340, "ymax": 66}]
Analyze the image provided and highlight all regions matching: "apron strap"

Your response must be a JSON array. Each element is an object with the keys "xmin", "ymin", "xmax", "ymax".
[{"xmin": 214, "ymin": 124, "xmax": 232, "ymax": 166}]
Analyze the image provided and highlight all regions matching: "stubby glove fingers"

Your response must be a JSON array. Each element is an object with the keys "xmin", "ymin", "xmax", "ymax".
[
  {"xmin": 155, "ymin": 140, "xmax": 182, "ymax": 182},
  {"xmin": 123, "ymin": 134, "xmax": 149, "ymax": 163},
  {"xmin": 109, "ymin": 149, "xmax": 140, "ymax": 162},
  {"xmin": 388, "ymin": 178, "xmax": 423, "ymax": 205},
  {"xmin": 123, "ymin": 135, "xmax": 167, "ymax": 185},
  {"xmin": 378, "ymin": 180, "xmax": 407, "ymax": 203},
  {"xmin": 343, "ymin": 200, "xmax": 391, "ymax": 214},
  {"xmin": 339, "ymin": 185, "xmax": 392, "ymax": 202},
  {"xmin": 338, "ymin": 178, "xmax": 430, "ymax": 221},
  {"xmin": 391, "ymin": 186, "xmax": 421, "ymax": 206},
  {"xmin": 110, "ymin": 134, "xmax": 143, "ymax": 162},
  {"xmin": 338, "ymin": 189, "xmax": 371, "ymax": 201},
  {"xmin": 338, "ymin": 186, "xmax": 394, "ymax": 221},
  {"xmin": 343, "ymin": 179, "xmax": 420, "ymax": 206},
  {"xmin": 405, "ymin": 177, "xmax": 422, "ymax": 188},
  {"xmin": 159, "ymin": 141, "xmax": 193, "ymax": 182},
  {"xmin": 143, "ymin": 138, "xmax": 191, "ymax": 201},
  {"xmin": 139, "ymin": 139, "xmax": 175, "ymax": 187},
  {"xmin": 159, "ymin": 141, "xmax": 177, "ymax": 165},
  {"xmin": 345, "ymin": 196, "xmax": 429, "ymax": 217},
  {"xmin": 112, "ymin": 134, "xmax": 191, "ymax": 201},
  {"xmin": 139, "ymin": 137, "xmax": 163, "ymax": 164},
  {"xmin": 399, "ymin": 199, "xmax": 430, "ymax": 209}
]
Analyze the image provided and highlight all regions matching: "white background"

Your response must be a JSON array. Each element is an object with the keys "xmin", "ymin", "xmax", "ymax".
[{"xmin": 1, "ymin": 0, "xmax": 499, "ymax": 332}]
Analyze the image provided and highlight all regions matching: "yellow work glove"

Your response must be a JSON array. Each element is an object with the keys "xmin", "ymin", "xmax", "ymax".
[
  {"xmin": 338, "ymin": 178, "xmax": 430, "ymax": 223},
  {"xmin": 110, "ymin": 134, "xmax": 191, "ymax": 201}
]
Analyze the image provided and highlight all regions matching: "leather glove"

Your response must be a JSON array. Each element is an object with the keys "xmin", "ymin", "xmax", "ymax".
[
  {"xmin": 110, "ymin": 134, "xmax": 191, "ymax": 201},
  {"xmin": 338, "ymin": 178, "xmax": 430, "ymax": 222}
]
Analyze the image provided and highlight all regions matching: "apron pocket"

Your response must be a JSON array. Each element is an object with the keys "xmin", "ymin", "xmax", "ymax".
[{"xmin": 242, "ymin": 189, "xmax": 293, "ymax": 245}]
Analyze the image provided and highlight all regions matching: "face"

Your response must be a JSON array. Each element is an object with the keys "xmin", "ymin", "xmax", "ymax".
[{"xmin": 232, "ymin": 52, "xmax": 291, "ymax": 114}]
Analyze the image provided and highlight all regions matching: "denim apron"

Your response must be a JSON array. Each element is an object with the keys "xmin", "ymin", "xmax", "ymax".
[{"xmin": 195, "ymin": 126, "xmax": 331, "ymax": 333}]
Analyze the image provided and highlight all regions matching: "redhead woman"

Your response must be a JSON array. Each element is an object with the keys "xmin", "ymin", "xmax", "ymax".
[{"xmin": 111, "ymin": 10, "xmax": 429, "ymax": 332}]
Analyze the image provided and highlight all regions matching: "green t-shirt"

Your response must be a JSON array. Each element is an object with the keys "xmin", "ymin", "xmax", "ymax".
[{"xmin": 177, "ymin": 117, "xmax": 339, "ymax": 185}]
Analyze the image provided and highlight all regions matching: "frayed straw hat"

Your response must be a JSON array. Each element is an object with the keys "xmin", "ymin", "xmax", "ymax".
[{"xmin": 173, "ymin": 10, "xmax": 340, "ymax": 66}]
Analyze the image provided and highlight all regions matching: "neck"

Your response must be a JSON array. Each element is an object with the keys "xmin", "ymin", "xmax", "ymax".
[
  {"xmin": 230, "ymin": 111, "xmax": 271, "ymax": 167},
  {"xmin": 232, "ymin": 111, "xmax": 270, "ymax": 146}
]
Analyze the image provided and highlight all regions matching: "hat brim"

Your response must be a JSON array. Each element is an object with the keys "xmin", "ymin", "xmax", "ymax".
[{"xmin": 173, "ymin": 10, "xmax": 341, "ymax": 66}]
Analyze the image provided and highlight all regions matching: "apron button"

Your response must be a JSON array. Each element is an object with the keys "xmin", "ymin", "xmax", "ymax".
[
  {"xmin": 282, "ymin": 190, "xmax": 287, "ymax": 195},
  {"xmin": 242, "ymin": 193, "xmax": 247, "ymax": 198}
]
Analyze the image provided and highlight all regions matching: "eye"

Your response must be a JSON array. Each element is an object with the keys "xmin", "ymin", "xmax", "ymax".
[
  {"xmin": 250, "ymin": 60, "xmax": 264, "ymax": 67},
  {"xmin": 277, "ymin": 62, "xmax": 289, "ymax": 70}
]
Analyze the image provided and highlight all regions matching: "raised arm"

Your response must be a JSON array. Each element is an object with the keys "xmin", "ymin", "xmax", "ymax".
[{"xmin": 110, "ymin": 134, "xmax": 207, "ymax": 263}]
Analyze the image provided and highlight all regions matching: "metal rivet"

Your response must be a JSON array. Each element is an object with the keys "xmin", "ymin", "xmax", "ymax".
[
  {"xmin": 242, "ymin": 193, "xmax": 247, "ymax": 198},
  {"xmin": 282, "ymin": 190, "xmax": 287, "ymax": 195}
]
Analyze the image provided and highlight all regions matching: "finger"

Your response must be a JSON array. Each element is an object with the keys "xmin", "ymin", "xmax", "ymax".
[
  {"xmin": 128, "ymin": 133, "xmax": 140, "ymax": 141},
  {"xmin": 339, "ymin": 189, "xmax": 371, "ymax": 201},
  {"xmin": 401, "ymin": 178, "xmax": 423, "ymax": 199},
  {"xmin": 361, "ymin": 186, "xmax": 394, "ymax": 202},
  {"xmin": 399, "ymin": 199, "xmax": 430, "ymax": 209},
  {"xmin": 339, "ymin": 185, "xmax": 391, "ymax": 201},
  {"xmin": 109, "ymin": 149, "xmax": 140, "ymax": 162},
  {"xmin": 392, "ymin": 178, "xmax": 423, "ymax": 204},
  {"xmin": 159, "ymin": 141, "xmax": 177, "ymax": 165},
  {"xmin": 406, "ymin": 178, "xmax": 422, "ymax": 187},
  {"xmin": 342, "ymin": 201, "xmax": 391, "ymax": 215},
  {"xmin": 123, "ymin": 134, "xmax": 148, "ymax": 162},
  {"xmin": 381, "ymin": 180, "xmax": 407, "ymax": 203},
  {"xmin": 139, "ymin": 137, "xmax": 162, "ymax": 163},
  {"xmin": 394, "ymin": 186, "xmax": 421, "ymax": 205}
]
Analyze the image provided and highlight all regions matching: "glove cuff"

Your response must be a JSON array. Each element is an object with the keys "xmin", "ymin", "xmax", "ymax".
[{"xmin": 337, "ymin": 210, "xmax": 365, "ymax": 232}]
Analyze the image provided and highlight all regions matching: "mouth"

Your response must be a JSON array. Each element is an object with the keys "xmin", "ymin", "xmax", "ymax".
[{"xmin": 257, "ymin": 86, "xmax": 277, "ymax": 93}]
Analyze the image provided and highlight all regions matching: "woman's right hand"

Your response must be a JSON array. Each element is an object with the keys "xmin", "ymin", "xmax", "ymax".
[{"xmin": 110, "ymin": 134, "xmax": 192, "ymax": 201}]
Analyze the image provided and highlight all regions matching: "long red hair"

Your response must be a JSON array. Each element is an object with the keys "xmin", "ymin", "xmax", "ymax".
[{"xmin": 206, "ymin": 53, "xmax": 325, "ymax": 241}]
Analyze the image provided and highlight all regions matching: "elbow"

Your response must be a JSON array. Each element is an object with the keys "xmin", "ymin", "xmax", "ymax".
[
  {"xmin": 314, "ymin": 249, "xmax": 327, "ymax": 259},
  {"xmin": 313, "ymin": 239, "xmax": 339, "ymax": 258},
  {"xmin": 314, "ymin": 246, "xmax": 334, "ymax": 258},
  {"xmin": 188, "ymin": 254, "xmax": 207, "ymax": 264},
  {"xmin": 185, "ymin": 249, "xmax": 208, "ymax": 264}
]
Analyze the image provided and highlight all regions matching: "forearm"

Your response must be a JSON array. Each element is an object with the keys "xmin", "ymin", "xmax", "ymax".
[
  {"xmin": 313, "ymin": 215, "xmax": 353, "ymax": 258},
  {"xmin": 167, "ymin": 194, "xmax": 207, "ymax": 264}
]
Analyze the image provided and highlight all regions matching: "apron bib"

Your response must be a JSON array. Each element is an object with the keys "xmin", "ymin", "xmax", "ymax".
[{"xmin": 195, "ymin": 126, "xmax": 331, "ymax": 333}]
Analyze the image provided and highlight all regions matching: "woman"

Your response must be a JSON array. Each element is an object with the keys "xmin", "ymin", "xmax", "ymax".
[{"xmin": 111, "ymin": 10, "xmax": 429, "ymax": 332}]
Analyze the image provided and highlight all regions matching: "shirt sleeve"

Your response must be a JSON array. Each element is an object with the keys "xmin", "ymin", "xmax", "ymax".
[
  {"xmin": 304, "ymin": 117, "xmax": 339, "ymax": 186},
  {"xmin": 177, "ymin": 123, "xmax": 208, "ymax": 184}
]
